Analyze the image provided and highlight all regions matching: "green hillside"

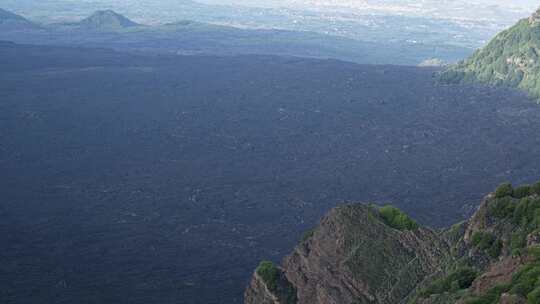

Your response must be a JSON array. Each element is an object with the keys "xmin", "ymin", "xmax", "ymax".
[{"xmin": 440, "ymin": 8, "xmax": 540, "ymax": 101}]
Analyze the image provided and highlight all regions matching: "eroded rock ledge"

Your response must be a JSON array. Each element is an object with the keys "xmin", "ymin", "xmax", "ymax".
[{"xmin": 245, "ymin": 182, "xmax": 540, "ymax": 304}]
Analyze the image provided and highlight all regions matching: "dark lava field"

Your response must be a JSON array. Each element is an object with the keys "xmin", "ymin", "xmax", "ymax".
[{"xmin": 2, "ymin": 43, "xmax": 540, "ymax": 304}]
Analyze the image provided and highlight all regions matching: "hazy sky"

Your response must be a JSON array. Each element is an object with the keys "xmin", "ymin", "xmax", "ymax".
[
  {"xmin": 4, "ymin": 0, "xmax": 538, "ymax": 18},
  {"xmin": 5, "ymin": 0, "xmax": 539, "ymax": 11},
  {"xmin": 199, "ymin": 0, "xmax": 539, "ymax": 11}
]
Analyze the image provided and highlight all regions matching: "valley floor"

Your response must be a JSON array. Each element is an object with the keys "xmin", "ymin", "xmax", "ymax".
[{"xmin": 2, "ymin": 43, "xmax": 540, "ymax": 303}]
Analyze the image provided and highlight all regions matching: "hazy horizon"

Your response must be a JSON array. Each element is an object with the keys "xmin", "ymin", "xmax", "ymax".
[{"xmin": 3, "ymin": 0, "xmax": 538, "ymax": 22}]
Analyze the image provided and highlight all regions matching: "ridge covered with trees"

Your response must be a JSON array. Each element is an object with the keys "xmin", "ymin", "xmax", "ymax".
[{"xmin": 440, "ymin": 8, "xmax": 540, "ymax": 101}]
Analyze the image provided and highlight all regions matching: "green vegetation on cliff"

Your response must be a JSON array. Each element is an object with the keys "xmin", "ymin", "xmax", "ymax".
[
  {"xmin": 439, "ymin": 9, "xmax": 540, "ymax": 101},
  {"xmin": 247, "ymin": 181, "xmax": 540, "ymax": 304},
  {"xmin": 420, "ymin": 267, "xmax": 477, "ymax": 297},
  {"xmin": 341, "ymin": 205, "xmax": 426, "ymax": 296},
  {"xmin": 413, "ymin": 181, "xmax": 540, "ymax": 304},
  {"xmin": 464, "ymin": 246, "xmax": 540, "ymax": 304},
  {"xmin": 378, "ymin": 205, "xmax": 419, "ymax": 230},
  {"xmin": 256, "ymin": 261, "xmax": 280, "ymax": 291},
  {"xmin": 495, "ymin": 183, "xmax": 514, "ymax": 198},
  {"xmin": 513, "ymin": 185, "xmax": 533, "ymax": 199},
  {"xmin": 485, "ymin": 183, "xmax": 540, "ymax": 256},
  {"xmin": 533, "ymin": 182, "xmax": 540, "ymax": 195},
  {"xmin": 255, "ymin": 261, "xmax": 297, "ymax": 304},
  {"xmin": 471, "ymin": 231, "xmax": 502, "ymax": 258}
]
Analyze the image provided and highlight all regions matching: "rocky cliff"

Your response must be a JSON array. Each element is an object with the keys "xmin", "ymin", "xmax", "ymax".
[{"xmin": 245, "ymin": 182, "xmax": 540, "ymax": 304}]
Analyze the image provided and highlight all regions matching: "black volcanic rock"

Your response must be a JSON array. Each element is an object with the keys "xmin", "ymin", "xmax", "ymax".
[
  {"xmin": 3, "ymin": 43, "xmax": 540, "ymax": 304},
  {"xmin": 77, "ymin": 10, "xmax": 140, "ymax": 31}
]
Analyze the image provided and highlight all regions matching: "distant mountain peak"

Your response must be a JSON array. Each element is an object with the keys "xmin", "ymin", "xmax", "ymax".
[
  {"xmin": 0, "ymin": 8, "xmax": 38, "ymax": 29},
  {"xmin": 0, "ymin": 8, "xmax": 24, "ymax": 21},
  {"xmin": 79, "ymin": 10, "xmax": 140, "ymax": 30}
]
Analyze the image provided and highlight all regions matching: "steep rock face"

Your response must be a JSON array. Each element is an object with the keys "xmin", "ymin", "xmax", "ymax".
[
  {"xmin": 414, "ymin": 186, "xmax": 540, "ymax": 303},
  {"xmin": 470, "ymin": 256, "xmax": 522, "ymax": 295},
  {"xmin": 499, "ymin": 293, "xmax": 527, "ymax": 304},
  {"xmin": 244, "ymin": 263, "xmax": 297, "ymax": 304},
  {"xmin": 244, "ymin": 274, "xmax": 281, "ymax": 304},
  {"xmin": 245, "ymin": 182, "xmax": 540, "ymax": 304},
  {"xmin": 247, "ymin": 204, "xmax": 451, "ymax": 304}
]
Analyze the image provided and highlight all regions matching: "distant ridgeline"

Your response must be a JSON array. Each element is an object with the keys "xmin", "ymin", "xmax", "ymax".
[
  {"xmin": 245, "ymin": 181, "xmax": 540, "ymax": 304},
  {"xmin": 0, "ymin": 8, "xmax": 39, "ymax": 30},
  {"xmin": 0, "ymin": 7, "xmax": 472, "ymax": 66},
  {"xmin": 440, "ymin": 8, "xmax": 540, "ymax": 102}
]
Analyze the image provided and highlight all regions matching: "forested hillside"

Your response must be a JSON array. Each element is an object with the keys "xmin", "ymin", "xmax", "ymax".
[{"xmin": 441, "ymin": 8, "xmax": 540, "ymax": 101}]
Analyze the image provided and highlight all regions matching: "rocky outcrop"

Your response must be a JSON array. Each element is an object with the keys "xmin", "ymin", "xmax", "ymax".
[
  {"xmin": 245, "ymin": 182, "xmax": 540, "ymax": 304},
  {"xmin": 499, "ymin": 293, "xmax": 526, "ymax": 304},
  {"xmin": 244, "ymin": 262, "xmax": 297, "ymax": 304},
  {"xmin": 244, "ymin": 274, "xmax": 281, "ymax": 304},
  {"xmin": 470, "ymin": 256, "xmax": 522, "ymax": 295},
  {"xmin": 246, "ymin": 204, "xmax": 451, "ymax": 304},
  {"xmin": 527, "ymin": 230, "xmax": 540, "ymax": 247}
]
